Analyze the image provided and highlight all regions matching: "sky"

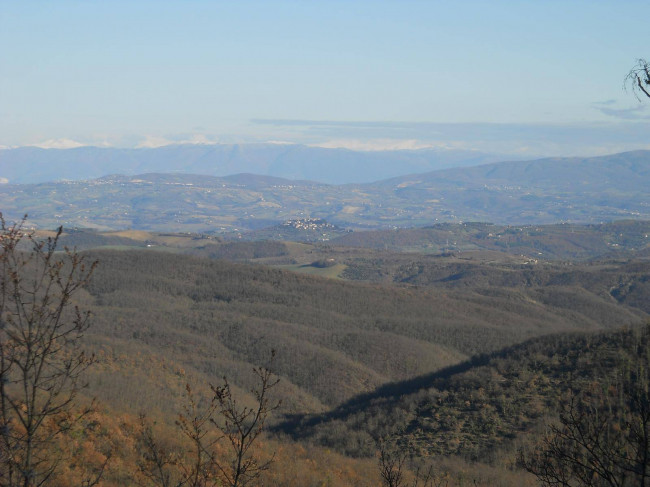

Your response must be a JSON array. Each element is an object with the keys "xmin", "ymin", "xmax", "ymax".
[{"xmin": 1, "ymin": 0, "xmax": 649, "ymax": 156}]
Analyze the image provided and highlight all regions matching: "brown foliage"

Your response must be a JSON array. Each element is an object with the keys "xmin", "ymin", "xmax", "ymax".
[
  {"xmin": 0, "ymin": 215, "xmax": 98, "ymax": 487},
  {"xmin": 138, "ymin": 352, "xmax": 280, "ymax": 487}
]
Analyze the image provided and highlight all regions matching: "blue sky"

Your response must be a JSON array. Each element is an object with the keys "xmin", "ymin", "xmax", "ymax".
[{"xmin": 1, "ymin": 0, "xmax": 649, "ymax": 156}]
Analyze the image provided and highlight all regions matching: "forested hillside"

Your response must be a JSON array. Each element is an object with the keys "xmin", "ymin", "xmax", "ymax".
[
  {"xmin": 78, "ymin": 250, "xmax": 647, "ymax": 415},
  {"xmin": 2, "ymin": 233, "xmax": 649, "ymax": 486},
  {"xmin": 279, "ymin": 325, "xmax": 650, "ymax": 468},
  {"xmin": 6, "ymin": 2, "xmax": 650, "ymax": 485}
]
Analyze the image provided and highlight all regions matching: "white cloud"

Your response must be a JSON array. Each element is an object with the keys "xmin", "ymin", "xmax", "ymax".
[
  {"xmin": 265, "ymin": 140, "xmax": 296, "ymax": 145},
  {"xmin": 596, "ymin": 104, "xmax": 650, "ymax": 120},
  {"xmin": 30, "ymin": 138, "xmax": 86, "ymax": 149},
  {"xmin": 184, "ymin": 134, "xmax": 217, "ymax": 145},
  {"xmin": 135, "ymin": 133, "xmax": 219, "ymax": 148},
  {"xmin": 136, "ymin": 136, "xmax": 175, "ymax": 149},
  {"xmin": 310, "ymin": 139, "xmax": 445, "ymax": 151}
]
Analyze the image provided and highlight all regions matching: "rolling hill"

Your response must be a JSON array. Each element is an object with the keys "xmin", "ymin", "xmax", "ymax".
[
  {"xmin": 330, "ymin": 220, "xmax": 650, "ymax": 260},
  {"xmin": 277, "ymin": 324, "xmax": 650, "ymax": 465},
  {"xmin": 6, "ymin": 229, "xmax": 650, "ymax": 486},
  {"xmin": 1, "ymin": 150, "xmax": 649, "ymax": 232},
  {"xmin": 79, "ymin": 249, "xmax": 648, "ymax": 415}
]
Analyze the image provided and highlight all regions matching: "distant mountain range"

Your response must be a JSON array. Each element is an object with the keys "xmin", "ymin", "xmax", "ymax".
[
  {"xmin": 1, "ymin": 150, "xmax": 648, "ymax": 232},
  {"xmin": 0, "ymin": 144, "xmax": 515, "ymax": 185}
]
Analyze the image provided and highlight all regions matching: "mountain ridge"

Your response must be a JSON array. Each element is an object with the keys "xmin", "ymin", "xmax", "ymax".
[{"xmin": 0, "ymin": 143, "xmax": 513, "ymax": 185}]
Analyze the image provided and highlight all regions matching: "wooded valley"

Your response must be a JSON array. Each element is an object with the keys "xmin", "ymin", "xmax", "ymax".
[{"xmin": 2, "ymin": 221, "xmax": 649, "ymax": 486}]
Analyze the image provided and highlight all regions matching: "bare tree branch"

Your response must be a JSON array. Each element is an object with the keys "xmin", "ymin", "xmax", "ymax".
[
  {"xmin": 138, "ymin": 351, "xmax": 280, "ymax": 487},
  {"xmin": 625, "ymin": 58, "xmax": 650, "ymax": 100},
  {"xmin": 0, "ymin": 214, "xmax": 99, "ymax": 487}
]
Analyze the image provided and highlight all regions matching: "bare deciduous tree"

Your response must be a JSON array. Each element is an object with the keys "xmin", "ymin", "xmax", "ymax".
[
  {"xmin": 137, "ymin": 414, "xmax": 184, "ymax": 487},
  {"xmin": 625, "ymin": 58, "xmax": 650, "ymax": 100},
  {"xmin": 377, "ymin": 435, "xmax": 441, "ymax": 487},
  {"xmin": 0, "ymin": 215, "xmax": 98, "ymax": 487},
  {"xmin": 211, "ymin": 357, "xmax": 280, "ymax": 487},
  {"xmin": 520, "ymin": 365, "xmax": 650, "ymax": 487},
  {"xmin": 377, "ymin": 436, "xmax": 408, "ymax": 487},
  {"xmin": 138, "ymin": 351, "xmax": 280, "ymax": 487}
]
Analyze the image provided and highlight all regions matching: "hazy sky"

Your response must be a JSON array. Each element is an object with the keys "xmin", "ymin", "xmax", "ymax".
[{"xmin": 1, "ymin": 0, "xmax": 649, "ymax": 155}]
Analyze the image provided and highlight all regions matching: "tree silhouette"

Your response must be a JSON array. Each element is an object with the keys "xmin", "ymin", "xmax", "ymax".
[
  {"xmin": 626, "ymin": 59, "xmax": 650, "ymax": 100},
  {"xmin": 0, "ymin": 215, "xmax": 98, "ymax": 487}
]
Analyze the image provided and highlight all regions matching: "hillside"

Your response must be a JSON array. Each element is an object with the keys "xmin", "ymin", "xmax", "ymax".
[
  {"xmin": 278, "ymin": 324, "xmax": 650, "ymax": 463},
  {"xmin": 331, "ymin": 220, "xmax": 650, "ymax": 260},
  {"xmin": 72, "ymin": 248, "xmax": 650, "ymax": 485},
  {"xmin": 232, "ymin": 217, "xmax": 351, "ymax": 242},
  {"xmin": 371, "ymin": 150, "xmax": 650, "ymax": 224},
  {"xmin": 77, "ymin": 249, "xmax": 648, "ymax": 416},
  {"xmin": 44, "ymin": 220, "xmax": 650, "ymax": 269},
  {"xmin": 2, "ymin": 237, "xmax": 649, "ymax": 486},
  {"xmin": 381, "ymin": 150, "xmax": 650, "ymax": 193},
  {"xmin": 2, "ymin": 150, "xmax": 649, "ymax": 232}
]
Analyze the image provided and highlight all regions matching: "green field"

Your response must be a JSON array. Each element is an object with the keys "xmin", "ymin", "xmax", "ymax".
[{"xmin": 275, "ymin": 262, "xmax": 347, "ymax": 279}]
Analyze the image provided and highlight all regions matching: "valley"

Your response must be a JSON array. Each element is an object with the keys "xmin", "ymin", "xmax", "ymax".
[
  {"xmin": 2, "ymin": 145, "xmax": 650, "ymax": 487},
  {"xmin": 6, "ymin": 216, "xmax": 646, "ymax": 485},
  {"xmin": 5, "ymin": 3, "xmax": 650, "ymax": 485}
]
